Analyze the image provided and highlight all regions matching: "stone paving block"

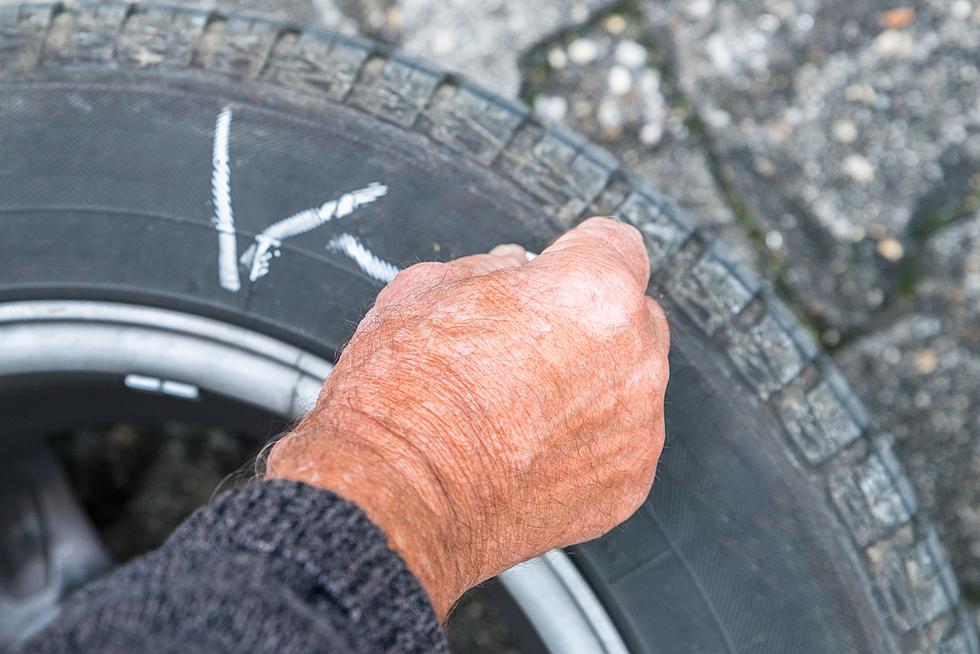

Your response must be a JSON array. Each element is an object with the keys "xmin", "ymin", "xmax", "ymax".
[
  {"xmin": 395, "ymin": 0, "xmax": 618, "ymax": 96},
  {"xmin": 640, "ymin": 0, "xmax": 980, "ymax": 331}
]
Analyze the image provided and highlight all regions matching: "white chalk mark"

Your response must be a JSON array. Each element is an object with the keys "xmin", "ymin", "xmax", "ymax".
[
  {"xmin": 328, "ymin": 233, "xmax": 401, "ymax": 285},
  {"xmin": 208, "ymin": 107, "xmax": 394, "ymax": 289},
  {"xmin": 241, "ymin": 183, "xmax": 388, "ymax": 283},
  {"xmin": 211, "ymin": 107, "xmax": 240, "ymax": 292}
]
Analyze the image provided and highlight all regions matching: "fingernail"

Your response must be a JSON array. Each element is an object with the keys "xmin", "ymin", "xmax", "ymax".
[
  {"xmin": 490, "ymin": 244, "xmax": 525, "ymax": 257},
  {"xmin": 577, "ymin": 216, "xmax": 623, "ymax": 232}
]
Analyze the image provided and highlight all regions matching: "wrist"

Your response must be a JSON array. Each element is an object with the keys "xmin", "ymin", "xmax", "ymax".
[{"xmin": 265, "ymin": 410, "xmax": 474, "ymax": 618}]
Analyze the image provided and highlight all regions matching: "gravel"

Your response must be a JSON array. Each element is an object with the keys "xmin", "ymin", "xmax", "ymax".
[{"xmin": 524, "ymin": 18, "xmax": 760, "ymax": 269}]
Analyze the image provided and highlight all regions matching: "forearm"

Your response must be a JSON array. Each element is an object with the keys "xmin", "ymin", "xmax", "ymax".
[{"xmin": 21, "ymin": 480, "xmax": 446, "ymax": 654}]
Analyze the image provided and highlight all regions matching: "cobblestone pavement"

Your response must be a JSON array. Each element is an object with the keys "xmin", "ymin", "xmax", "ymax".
[{"xmin": 13, "ymin": 0, "xmax": 977, "ymax": 630}]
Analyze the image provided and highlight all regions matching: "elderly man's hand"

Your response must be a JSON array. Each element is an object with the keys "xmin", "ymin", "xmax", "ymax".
[{"xmin": 267, "ymin": 217, "xmax": 670, "ymax": 617}]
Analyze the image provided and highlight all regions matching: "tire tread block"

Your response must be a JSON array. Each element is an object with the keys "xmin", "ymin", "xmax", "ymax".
[
  {"xmin": 725, "ymin": 295, "xmax": 818, "ymax": 399},
  {"xmin": 867, "ymin": 524, "xmax": 960, "ymax": 633},
  {"xmin": 665, "ymin": 242, "xmax": 757, "ymax": 336},
  {"xmin": 347, "ymin": 55, "xmax": 442, "ymax": 128},
  {"xmin": 831, "ymin": 437, "xmax": 918, "ymax": 548},
  {"xmin": 47, "ymin": 4, "xmax": 129, "ymax": 66},
  {"xmin": 192, "ymin": 15, "xmax": 279, "ymax": 79},
  {"xmin": 118, "ymin": 6, "xmax": 209, "ymax": 69},
  {"xmin": 0, "ymin": 4, "xmax": 53, "ymax": 73},
  {"xmin": 775, "ymin": 361, "xmax": 869, "ymax": 464},
  {"xmin": 418, "ymin": 85, "xmax": 525, "ymax": 165},
  {"xmin": 264, "ymin": 33, "xmax": 371, "ymax": 102},
  {"xmin": 495, "ymin": 123, "xmax": 616, "ymax": 225}
]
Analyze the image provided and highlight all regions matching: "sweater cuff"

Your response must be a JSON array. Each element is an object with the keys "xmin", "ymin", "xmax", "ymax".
[{"xmin": 167, "ymin": 478, "xmax": 445, "ymax": 653}]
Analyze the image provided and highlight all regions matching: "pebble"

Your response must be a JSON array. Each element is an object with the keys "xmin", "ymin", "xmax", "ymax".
[
  {"xmin": 685, "ymin": 0, "xmax": 713, "ymax": 19},
  {"xmin": 877, "ymin": 237, "xmax": 905, "ymax": 261},
  {"xmin": 880, "ymin": 7, "xmax": 915, "ymax": 29},
  {"xmin": 547, "ymin": 47, "xmax": 567, "ymax": 69},
  {"xmin": 706, "ymin": 33, "xmax": 734, "ymax": 72},
  {"xmin": 384, "ymin": 6, "xmax": 402, "ymax": 31},
  {"xmin": 534, "ymin": 95, "xmax": 568, "ymax": 122},
  {"xmin": 845, "ymin": 83, "xmax": 878, "ymax": 105},
  {"xmin": 704, "ymin": 107, "xmax": 733, "ymax": 129},
  {"xmin": 607, "ymin": 65, "xmax": 633, "ymax": 95},
  {"xmin": 757, "ymin": 13, "xmax": 781, "ymax": 32},
  {"xmin": 822, "ymin": 329, "xmax": 842, "ymax": 347},
  {"xmin": 951, "ymin": 1, "xmax": 972, "ymax": 20},
  {"xmin": 615, "ymin": 40, "xmax": 648, "ymax": 68},
  {"xmin": 638, "ymin": 68, "xmax": 661, "ymax": 93},
  {"xmin": 639, "ymin": 122, "xmax": 663, "ymax": 146},
  {"xmin": 568, "ymin": 38, "xmax": 599, "ymax": 65},
  {"xmin": 755, "ymin": 157, "xmax": 776, "ymax": 176},
  {"xmin": 832, "ymin": 119, "xmax": 859, "ymax": 143},
  {"xmin": 597, "ymin": 97, "xmax": 622, "ymax": 130},
  {"xmin": 431, "ymin": 29, "xmax": 456, "ymax": 55},
  {"xmin": 874, "ymin": 30, "xmax": 916, "ymax": 59},
  {"xmin": 844, "ymin": 154, "xmax": 876, "ymax": 184},
  {"xmin": 914, "ymin": 348, "xmax": 939, "ymax": 374},
  {"xmin": 604, "ymin": 14, "xmax": 626, "ymax": 34}
]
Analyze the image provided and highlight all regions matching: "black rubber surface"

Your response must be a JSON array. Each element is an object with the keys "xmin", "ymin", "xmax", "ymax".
[{"xmin": 0, "ymin": 4, "xmax": 975, "ymax": 653}]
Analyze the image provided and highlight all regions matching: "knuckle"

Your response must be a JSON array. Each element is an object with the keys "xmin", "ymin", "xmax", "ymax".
[
  {"xmin": 566, "ymin": 262, "xmax": 634, "ymax": 295},
  {"xmin": 607, "ymin": 285, "xmax": 647, "ymax": 319},
  {"xmin": 395, "ymin": 260, "xmax": 449, "ymax": 284},
  {"xmin": 374, "ymin": 261, "xmax": 450, "ymax": 307},
  {"xmin": 601, "ymin": 263, "xmax": 641, "ymax": 289}
]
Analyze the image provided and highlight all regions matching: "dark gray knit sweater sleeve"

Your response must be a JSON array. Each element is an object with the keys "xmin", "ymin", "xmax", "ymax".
[{"xmin": 21, "ymin": 479, "xmax": 448, "ymax": 654}]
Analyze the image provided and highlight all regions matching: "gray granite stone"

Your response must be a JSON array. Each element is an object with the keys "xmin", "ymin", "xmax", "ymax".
[
  {"xmin": 839, "ymin": 211, "xmax": 980, "ymax": 594},
  {"xmin": 525, "ymin": 18, "xmax": 759, "ymax": 268},
  {"xmin": 393, "ymin": 0, "xmax": 618, "ymax": 96}
]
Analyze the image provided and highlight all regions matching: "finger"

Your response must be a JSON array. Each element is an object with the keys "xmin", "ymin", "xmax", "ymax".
[
  {"xmin": 532, "ymin": 216, "xmax": 650, "ymax": 288},
  {"xmin": 645, "ymin": 296, "xmax": 670, "ymax": 354},
  {"xmin": 489, "ymin": 243, "xmax": 529, "ymax": 260},
  {"xmin": 450, "ymin": 244, "xmax": 529, "ymax": 274}
]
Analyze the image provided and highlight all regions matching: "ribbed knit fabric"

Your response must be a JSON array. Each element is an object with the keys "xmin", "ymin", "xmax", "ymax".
[{"xmin": 21, "ymin": 479, "xmax": 448, "ymax": 654}]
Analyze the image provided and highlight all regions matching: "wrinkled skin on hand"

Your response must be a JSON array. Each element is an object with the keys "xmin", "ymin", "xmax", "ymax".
[{"xmin": 267, "ymin": 217, "xmax": 670, "ymax": 618}]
